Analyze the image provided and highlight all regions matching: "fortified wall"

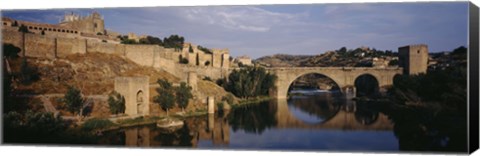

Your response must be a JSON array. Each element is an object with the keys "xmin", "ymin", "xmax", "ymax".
[{"xmin": 2, "ymin": 29, "xmax": 231, "ymax": 80}]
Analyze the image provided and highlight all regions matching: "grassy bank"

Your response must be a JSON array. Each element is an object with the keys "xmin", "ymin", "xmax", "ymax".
[{"xmin": 231, "ymin": 96, "xmax": 272, "ymax": 108}]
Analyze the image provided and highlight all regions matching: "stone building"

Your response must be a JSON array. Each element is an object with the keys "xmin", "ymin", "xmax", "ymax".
[
  {"xmin": 235, "ymin": 55, "xmax": 253, "ymax": 66},
  {"xmin": 59, "ymin": 12, "xmax": 105, "ymax": 35},
  {"xmin": 398, "ymin": 44, "xmax": 429, "ymax": 75},
  {"xmin": 114, "ymin": 77, "xmax": 150, "ymax": 116}
]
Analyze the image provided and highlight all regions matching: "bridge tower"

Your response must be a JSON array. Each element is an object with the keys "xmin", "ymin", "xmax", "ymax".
[{"xmin": 398, "ymin": 44, "xmax": 429, "ymax": 75}]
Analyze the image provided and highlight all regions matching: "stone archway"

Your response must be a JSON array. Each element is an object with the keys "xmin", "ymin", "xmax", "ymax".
[
  {"xmin": 114, "ymin": 76, "xmax": 150, "ymax": 116},
  {"xmin": 354, "ymin": 74, "xmax": 380, "ymax": 97}
]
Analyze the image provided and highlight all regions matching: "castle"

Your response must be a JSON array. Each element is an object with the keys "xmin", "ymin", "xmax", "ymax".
[{"xmin": 1, "ymin": 12, "xmax": 232, "ymax": 80}]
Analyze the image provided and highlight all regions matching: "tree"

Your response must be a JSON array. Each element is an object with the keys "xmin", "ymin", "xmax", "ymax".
[
  {"xmin": 18, "ymin": 24, "xmax": 29, "ymax": 33},
  {"xmin": 64, "ymin": 86, "xmax": 85, "ymax": 116},
  {"xmin": 154, "ymin": 79, "xmax": 175, "ymax": 116},
  {"xmin": 225, "ymin": 66, "xmax": 277, "ymax": 98},
  {"xmin": 189, "ymin": 45, "xmax": 194, "ymax": 53},
  {"xmin": 162, "ymin": 34, "xmax": 185, "ymax": 51},
  {"xmin": 175, "ymin": 82, "xmax": 193, "ymax": 112},
  {"xmin": 3, "ymin": 43, "xmax": 21, "ymax": 59},
  {"xmin": 19, "ymin": 58, "xmax": 39, "ymax": 85},
  {"xmin": 108, "ymin": 91, "xmax": 125, "ymax": 115},
  {"xmin": 197, "ymin": 45, "xmax": 213, "ymax": 54},
  {"xmin": 196, "ymin": 54, "xmax": 200, "ymax": 66},
  {"xmin": 180, "ymin": 58, "xmax": 189, "ymax": 64}
]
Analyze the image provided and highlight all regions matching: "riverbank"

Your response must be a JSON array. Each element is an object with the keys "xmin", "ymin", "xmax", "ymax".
[{"xmin": 230, "ymin": 96, "xmax": 273, "ymax": 108}]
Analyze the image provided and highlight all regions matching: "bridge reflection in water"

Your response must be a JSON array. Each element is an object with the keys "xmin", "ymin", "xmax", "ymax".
[{"xmin": 108, "ymin": 92, "xmax": 394, "ymax": 148}]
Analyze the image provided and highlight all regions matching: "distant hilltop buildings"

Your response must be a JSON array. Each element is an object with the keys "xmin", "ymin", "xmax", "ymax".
[{"xmin": 2, "ymin": 12, "xmax": 123, "ymax": 43}]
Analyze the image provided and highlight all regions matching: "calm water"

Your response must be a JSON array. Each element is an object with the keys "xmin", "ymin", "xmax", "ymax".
[{"xmin": 97, "ymin": 90, "xmax": 466, "ymax": 153}]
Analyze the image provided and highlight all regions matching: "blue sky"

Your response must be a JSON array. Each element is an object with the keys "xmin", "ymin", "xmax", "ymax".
[{"xmin": 2, "ymin": 2, "xmax": 469, "ymax": 58}]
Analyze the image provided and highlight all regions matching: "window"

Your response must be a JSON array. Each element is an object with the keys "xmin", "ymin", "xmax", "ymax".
[
  {"xmin": 48, "ymin": 28, "xmax": 52, "ymax": 31},
  {"xmin": 94, "ymin": 23, "xmax": 97, "ymax": 28},
  {"xmin": 53, "ymin": 29, "xmax": 56, "ymax": 31},
  {"xmin": 62, "ymin": 30, "xmax": 65, "ymax": 32},
  {"xmin": 34, "ymin": 27, "xmax": 38, "ymax": 30},
  {"xmin": 74, "ymin": 31, "xmax": 78, "ymax": 34},
  {"xmin": 28, "ymin": 26, "xmax": 32, "ymax": 29},
  {"xmin": 417, "ymin": 50, "xmax": 420, "ymax": 54},
  {"xmin": 2, "ymin": 22, "xmax": 6, "ymax": 26}
]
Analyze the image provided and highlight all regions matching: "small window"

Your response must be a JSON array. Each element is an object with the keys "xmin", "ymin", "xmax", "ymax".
[
  {"xmin": 28, "ymin": 26, "xmax": 32, "ymax": 29},
  {"xmin": 48, "ymin": 28, "xmax": 52, "ymax": 31},
  {"xmin": 62, "ymin": 30, "xmax": 65, "ymax": 32},
  {"xmin": 53, "ymin": 29, "xmax": 56, "ymax": 31},
  {"xmin": 3, "ymin": 22, "xmax": 6, "ymax": 26},
  {"xmin": 34, "ymin": 27, "xmax": 38, "ymax": 30},
  {"xmin": 417, "ymin": 50, "xmax": 420, "ymax": 54},
  {"xmin": 74, "ymin": 31, "xmax": 78, "ymax": 34},
  {"xmin": 94, "ymin": 23, "xmax": 97, "ymax": 28}
]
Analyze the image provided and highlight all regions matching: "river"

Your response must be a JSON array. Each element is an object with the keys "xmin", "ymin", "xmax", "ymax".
[{"xmin": 96, "ymin": 89, "xmax": 467, "ymax": 153}]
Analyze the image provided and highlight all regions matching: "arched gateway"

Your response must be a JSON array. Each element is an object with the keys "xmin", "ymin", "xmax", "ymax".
[
  {"xmin": 114, "ymin": 76, "xmax": 150, "ymax": 116},
  {"xmin": 267, "ymin": 67, "xmax": 402, "ymax": 99}
]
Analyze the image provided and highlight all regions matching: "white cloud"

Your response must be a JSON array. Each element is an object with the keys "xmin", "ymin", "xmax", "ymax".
[{"xmin": 181, "ymin": 6, "xmax": 306, "ymax": 32}]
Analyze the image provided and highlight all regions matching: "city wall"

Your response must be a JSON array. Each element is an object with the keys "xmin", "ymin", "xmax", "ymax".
[{"xmin": 2, "ymin": 29, "xmax": 229, "ymax": 80}]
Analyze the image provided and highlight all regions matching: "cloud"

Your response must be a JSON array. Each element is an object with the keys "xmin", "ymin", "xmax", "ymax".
[{"xmin": 181, "ymin": 6, "xmax": 306, "ymax": 32}]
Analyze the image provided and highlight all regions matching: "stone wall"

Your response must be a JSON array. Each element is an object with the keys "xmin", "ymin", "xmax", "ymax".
[
  {"xmin": 56, "ymin": 38, "xmax": 86, "ymax": 58},
  {"xmin": 24, "ymin": 33, "xmax": 56, "ymax": 59},
  {"xmin": 2, "ymin": 29, "xmax": 230, "ymax": 81},
  {"xmin": 86, "ymin": 40, "xmax": 116, "ymax": 54},
  {"xmin": 2, "ymin": 29, "xmax": 24, "ymax": 52}
]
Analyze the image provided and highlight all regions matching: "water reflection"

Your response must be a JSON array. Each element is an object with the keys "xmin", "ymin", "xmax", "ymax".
[
  {"xmin": 287, "ymin": 91, "xmax": 342, "ymax": 124},
  {"xmin": 97, "ymin": 91, "xmax": 465, "ymax": 152}
]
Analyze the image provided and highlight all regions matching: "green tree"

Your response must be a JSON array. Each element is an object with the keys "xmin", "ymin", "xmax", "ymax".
[
  {"xmin": 154, "ymin": 79, "xmax": 175, "ymax": 116},
  {"xmin": 3, "ymin": 43, "xmax": 21, "ymax": 59},
  {"xmin": 162, "ymin": 34, "xmax": 184, "ymax": 51},
  {"xmin": 226, "ymin": 66, "xmax": 277, "ymax": 98},
  {"xmin": 196, "ymin": 54, "xmax": 200, "ymax": 66},
  {"xmin": 19, "ymin": 58, "xmax": 39, "ymax": 85},
  {"xmin": 197, "ymin": 45, "xmax": 213, "ymax": 54},
  {"xmin": 64, "ymin": 86, "xmax": 85, "ymax": 116},
  {"xmin": 108, "ymin": 91, "xmax": 126, "ymax": 115},
  {"xmin": 189, "ymin": 45, "xmax": 194, "ymax": 53},
  {"xmin": 175, "ymin": 82, "xmax": 193, "ymax": 112},
  {"xmin": 18, "ymin": 24, "xmax": 29, "ymax": 33}
]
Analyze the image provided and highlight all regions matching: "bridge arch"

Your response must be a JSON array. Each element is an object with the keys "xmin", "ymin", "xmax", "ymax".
[
  {"xmin": 354, "ymin": 73, "xmax": 380, "ymax": 97},
  {"xmin": 286, "ymin": 72, "xmax": 342, "ymax": 93}
]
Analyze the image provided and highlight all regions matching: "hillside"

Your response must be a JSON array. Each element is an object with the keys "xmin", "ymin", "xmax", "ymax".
[
  {"xmin": 255, "ymin": 47, "xmax": 397, "ymax": 67},
  {"xmin": 10, "ymin": 52, "xmax": 181, "ymax": 95}
]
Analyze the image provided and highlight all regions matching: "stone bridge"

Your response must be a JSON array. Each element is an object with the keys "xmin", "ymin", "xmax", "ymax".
[{"xmin": 267, "ymin": 67, "xmax": 403, "ymax": 99}]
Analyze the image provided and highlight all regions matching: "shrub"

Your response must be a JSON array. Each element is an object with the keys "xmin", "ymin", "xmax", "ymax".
[
  {"xmin": 175, "ymin": 82, "xmax": 192, "ymax": 112},
  {"xmin": 81, "ymin": 118, "xmax": 115, "ymax": 131},
  {"xmin": 154, "ymin": 79, "xmax": 175, "ymax": 116},
  {"xmin": 222, "ymin": 94, "xmax": 234, "ymax": 105},
  {"xmin": 180, "ymin": 58, "xmax": 189, "ymax": 64},
  {"xmin": 64, "ymin": 86, "xmax": 85, "ymax": 116},
  {"xmin": 108, "ymin": 91, "xmax": 125, "ymax": 115}
]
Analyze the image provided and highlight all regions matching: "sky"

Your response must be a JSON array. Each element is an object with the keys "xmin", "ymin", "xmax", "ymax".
[{"xmin": 2, "ymin": 2, "xmax": 469, "ymax": 59}]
